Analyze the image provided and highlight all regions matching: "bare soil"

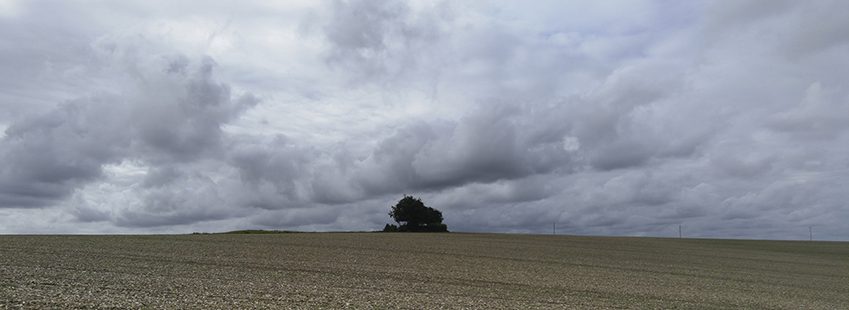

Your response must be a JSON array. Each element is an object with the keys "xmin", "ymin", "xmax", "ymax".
[{"xmin": 1, "ymin": 233, "xmax": 847, "ymax": 309}]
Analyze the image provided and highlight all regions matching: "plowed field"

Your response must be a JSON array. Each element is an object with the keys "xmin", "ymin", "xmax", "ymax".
[{"xmin": 1, "ymin": 233, "xmax": 847, "ymax": 308}]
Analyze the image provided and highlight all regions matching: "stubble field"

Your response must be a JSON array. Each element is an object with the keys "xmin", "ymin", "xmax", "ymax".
[{"xmin": 1, "ymin": 233, "xmax": 847, "ymax": 309}]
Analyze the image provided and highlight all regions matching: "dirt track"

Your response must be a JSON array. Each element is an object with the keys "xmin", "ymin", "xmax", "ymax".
[{"xmin": 1, "ymin": 233, "xmax": 847, "ymax": 308}]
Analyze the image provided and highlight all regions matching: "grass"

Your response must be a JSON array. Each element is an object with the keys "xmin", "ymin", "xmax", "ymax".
[
  {"xmin": 216, "ymin": 229, "xmax": 302, "ymax": 234},
  {"xmin": 0, "ymin": 233, "xmax": 846, "ymax": 308}
]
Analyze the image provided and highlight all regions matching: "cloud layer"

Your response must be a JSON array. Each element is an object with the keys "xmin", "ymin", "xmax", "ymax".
[{"xmin": 1, "ymin": 0, "xmax": 847, "ymax": 240}]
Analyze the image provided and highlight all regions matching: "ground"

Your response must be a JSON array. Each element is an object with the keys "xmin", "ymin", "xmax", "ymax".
[{"xmin": 1, "ymin": 233, "xmax": 847, "ymax": 309}]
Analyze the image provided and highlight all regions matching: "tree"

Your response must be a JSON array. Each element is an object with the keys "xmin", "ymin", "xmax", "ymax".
[{"xmin": 385, "ymin": 195, "xmax": 448, "ymax": 232}]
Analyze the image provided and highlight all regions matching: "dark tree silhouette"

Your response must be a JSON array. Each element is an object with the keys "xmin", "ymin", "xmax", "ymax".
[{"xmin": 385, "ymin": 195, "xmax": 448, "ymax": 232}]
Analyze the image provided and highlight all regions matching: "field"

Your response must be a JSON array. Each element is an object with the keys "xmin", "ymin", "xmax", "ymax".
[{"xmin": 1, "ymin": 233, "xmax": 847, "ymax": 309}]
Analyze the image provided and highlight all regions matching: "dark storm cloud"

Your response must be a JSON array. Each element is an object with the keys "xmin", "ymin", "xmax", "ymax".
[
  {"xmin": 300, "ymin": 101, "xmax": 577, "ymax": 205},
  {"xmin": 224, "ymin": 135, "xmax": 320, "ymax": 210},
  {"xmin": 114, "ymin": 169, "xmax": 245, "ymax": 228},
  {"xmin": 0, "ymin": 46, "xmax": 256, "ymax": 213},
  {"xmin": 0, "ymin": 98, "xmax": 125, "ymax": 207}
]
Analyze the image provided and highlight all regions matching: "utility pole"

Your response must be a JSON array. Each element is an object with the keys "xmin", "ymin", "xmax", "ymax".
[
  {"xmin": 679, "ymin": 225, "xmax": 682, "ymax": 239},
  {"xmin": 809, "ymin": 226, "xmax": 813, "ymax": 241},
  {"xmin": 552, "ymin": 222, "xmax": 556, "ymax": 235}
]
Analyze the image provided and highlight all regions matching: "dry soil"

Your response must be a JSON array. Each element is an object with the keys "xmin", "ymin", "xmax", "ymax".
[{"xmin": 1, "ymin": 233, "xmax": 847, "ymax": 309}]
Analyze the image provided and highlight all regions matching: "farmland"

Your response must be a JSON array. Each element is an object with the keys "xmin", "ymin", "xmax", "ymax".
[{"xmin": 1, "ymin": 233, "xmax": 847, "ymax": 308}]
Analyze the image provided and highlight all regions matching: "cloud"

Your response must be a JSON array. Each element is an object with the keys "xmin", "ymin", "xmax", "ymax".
[
  {"xmin": 322, "ymin": 0, "xmax": 447, "ymax": 83},
  {"xmin": 768, "ymin": 82, "xmax": 849, "ymax": 139},
  {"xmin": 0, "ymin": 1, "xmax": 848, "ymax": 240},
  {"xmin": 0, "ymin": 38, "xmax": 257, "ymax": 215}
]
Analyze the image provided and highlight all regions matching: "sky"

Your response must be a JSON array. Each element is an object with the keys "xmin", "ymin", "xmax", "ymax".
[{"xmin": 0, "ymin": 0, "xmax": 847, "ymax": 240}]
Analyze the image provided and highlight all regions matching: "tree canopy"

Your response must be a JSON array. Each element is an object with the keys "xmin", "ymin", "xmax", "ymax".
[{"xmin": 384, "ymin": 195, "xmax": 448, "ymax": 232}]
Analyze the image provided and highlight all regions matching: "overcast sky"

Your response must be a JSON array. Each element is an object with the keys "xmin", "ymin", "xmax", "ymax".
[{"xmin": 1, "ymin": 0, "xmax": 847, "ymax": 240}]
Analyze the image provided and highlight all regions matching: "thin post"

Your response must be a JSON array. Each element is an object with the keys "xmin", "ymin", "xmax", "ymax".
[
  {"xmin": 679, "ymin": 225, "xmax": 682, "ymax": 239},
  {"xmin": 552, "ymin": 222, "xmax": 556, "ymax": 235},
  {"xmin": 809, "ymin": 226, "xmax": 813, "ymax": 241}
]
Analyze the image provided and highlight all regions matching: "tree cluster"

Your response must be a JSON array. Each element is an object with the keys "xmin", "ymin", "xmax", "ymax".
[{"xmin": 384, "ymin": 195, "xmax": 448, "ymax": 232}]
